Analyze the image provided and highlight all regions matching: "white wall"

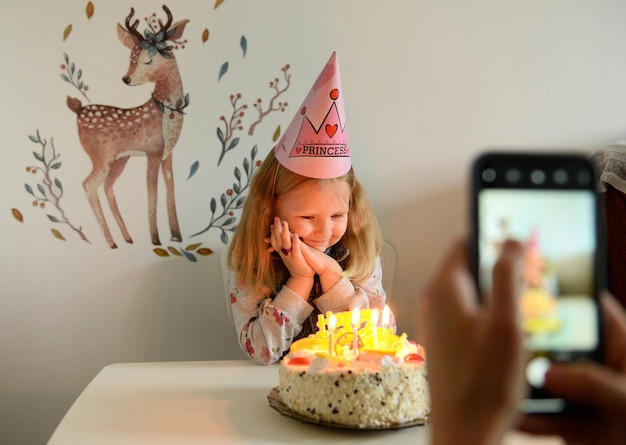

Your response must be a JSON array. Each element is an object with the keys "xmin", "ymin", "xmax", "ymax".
[{"xmin": 2, "ymin": 1, "xmax": 625, "ymax": 443}]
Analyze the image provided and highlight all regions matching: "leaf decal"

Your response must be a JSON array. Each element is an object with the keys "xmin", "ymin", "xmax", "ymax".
[
  {"xmin": 214, "ymin": 0, "xmax": 224, "ymax": 9},
  {"xmin": 227, "ymin": 137, "xmax": 239, "ymax": 151},
  {"xmin": 153, "ymin": 248, "xmax": 170, "ymax": 257},
  {"xmin": 86, "ymin": 1, "xmax": 94, "ymax": 19},
  {"xmin": 185, "ymin": 243, "xmax": 203, "ymax": 251},
  {"xmin": 51, "ymin": 228, "xmax": 66, "ymax": 241},
  {"xmin": 181, "ymin": 249, "xmax": 198, "ymax": 262},
  {"xmin": 168, "ymin": 246, "xmax": 183, "ymax": 256},
  {"xmin": 187, "ymin": 160, "xmax": 199, "ymax": 180},
  {"xmin": 218, "ymin": 62, "xmax": 229, "ymax": 81},
  {"xmin": 202, "ymin": 28, "xmax": 210, "ymax": 43},
  {"xmin": 63, "ymin": 24, "xmax": 72, "ymax": 41},
  {"xmin": 196, "ymin": 248, "xmax": 214, "ymax": 256},
  {"xmin": 273, "ymin": 125, "xmax": 281, "ymax": 142},
  {"xmin": 220, "ymin": 231, "xmax": 229, "ymax": 245},
  {"xmin": 240, "ymin": 36, "xmax": 247, "ymax": 57},
  {"xmin": 11, "ymin": 208, "xmax": 24, "ymax": 223}
]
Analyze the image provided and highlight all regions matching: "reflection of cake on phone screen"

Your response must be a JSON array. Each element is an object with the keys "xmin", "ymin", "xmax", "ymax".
[{"xmin": 478, "ymin": 189, "xmax": 598, "ymax": 357}]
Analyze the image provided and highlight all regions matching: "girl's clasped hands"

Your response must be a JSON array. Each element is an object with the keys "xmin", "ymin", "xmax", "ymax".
[{"xmin": 265, "ymin": 217, "xmax": 343, "ymax": 299}]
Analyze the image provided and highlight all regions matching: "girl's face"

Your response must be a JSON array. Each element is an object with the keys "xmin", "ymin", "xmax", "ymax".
[{"xmin": 274, "ymin": 180, "xmax": 351, "ymax": 252}]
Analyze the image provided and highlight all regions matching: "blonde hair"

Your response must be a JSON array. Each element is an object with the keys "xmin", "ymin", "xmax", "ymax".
[{"xmin": 229, "ymin": 149, "xmax": 382, "ymax": 297}]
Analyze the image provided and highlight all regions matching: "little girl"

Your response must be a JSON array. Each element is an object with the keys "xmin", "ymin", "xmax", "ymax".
[{"xmin": 227, "ymin": 53, "xmax": 393, "ymax": 364}]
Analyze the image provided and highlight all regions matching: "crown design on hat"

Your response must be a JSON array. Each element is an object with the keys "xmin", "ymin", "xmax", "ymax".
[{"xmin": 274, "ymin": 52, "xmax": 351, "ymax": 179}]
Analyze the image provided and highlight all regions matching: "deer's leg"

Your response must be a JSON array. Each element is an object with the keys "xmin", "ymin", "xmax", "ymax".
[
  {"xmin": 104, "ymin": 157, "xmax": 133, "ymax": 244},
  {"xmin": 83, "ymin": 165, "xmax": 117, "ymax": 249},
  {"xmin": 161, "ymin": 154, "xmax": 182, "ymax": 242},
  {"xmin": 147, "ymin": 154, "xmax": 161, "ymax": 246}
]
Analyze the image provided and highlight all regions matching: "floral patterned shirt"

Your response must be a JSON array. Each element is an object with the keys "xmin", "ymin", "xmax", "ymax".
[{"xmin": 228, "ymin": 248, "xmax": 391, "ymax": 365}]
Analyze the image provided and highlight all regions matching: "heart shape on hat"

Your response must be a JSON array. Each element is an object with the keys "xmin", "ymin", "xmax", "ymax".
[{"xmin": 325, "ymin": 124, "xmax": 338, "ymax": 138}]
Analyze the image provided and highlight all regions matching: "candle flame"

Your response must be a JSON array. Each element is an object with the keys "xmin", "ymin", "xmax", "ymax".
[
  {"xmin": 351, "ymin": 308, "xmax": 360, "ymax": 327},
  {"xmin": 371, "ymin": 309, "xmax": 379, "ymax": 326},
  {"xmin": 382, "ymin": 305, "xmax": 390, "ymax": 327},
  {"xmin": 328, "ymin": 313, "xmax": 337, "ymax": 331}
]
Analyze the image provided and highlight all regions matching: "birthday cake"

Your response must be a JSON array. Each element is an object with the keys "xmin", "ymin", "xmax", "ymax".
[{"xmin": 275, "ymin": 308, "xmax": 430, "ymax": 429}]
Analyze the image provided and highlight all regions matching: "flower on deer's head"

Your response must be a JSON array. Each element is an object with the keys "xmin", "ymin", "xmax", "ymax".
[
  {"xmin": 139, "ymin": 27, "xmax": 176, "ymax": 59},
  {"xmin": 125, "ymin": 5, "xmax": 186, "ymax": 61}
]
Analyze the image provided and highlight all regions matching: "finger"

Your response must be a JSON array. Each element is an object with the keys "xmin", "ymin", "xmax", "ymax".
[
  {"xmin": 544, "ymin": 362, "xmax": 626, "ymax": 415},
  {"xmin": 600, "ymin": 292, "xmax": 626, "ymax": 369},
  {"xmin": 425, "ymin": 240, "xmax": 475, "ymax": 322},
  {"xmin": 490, "ymin": 239, "xmax": 523, "ymax": 320},
  {"xmin": 272, "ymin": 217, "xmax": 283, "ymax": 237},
  {"xmin": 280, "ymin": 220, "xmax": 291, "ymax": 247},
  {"xmin": 516, "ymin": 412, "xmax": 594, "ymax": 440},
  {"xmin": 269, "ymin": 219, "xmax": 281, "ymax": 251},
  {"xmin": 290, "ymin": 233, "xmax": 302, "ymax": 256}
]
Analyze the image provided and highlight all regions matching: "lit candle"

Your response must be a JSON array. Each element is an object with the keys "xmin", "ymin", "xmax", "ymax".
[
  {"xmin": 328, "ymin": 313, "xmax": 336, "ymax": 355},
  {"xmin": 382, "ymin": 305, "xmax": 390, "ymax": 327},
  {"xmin": 371, "ymin": 308, "xmax": 380, "ymax": 327},
  {"xmin": 382, "ymin": 305, "xmax": 390, "ymax": 348},
  {"xmin": 351, "ymin": 308, "xmax": 360, "ymax": 354},
  {"xmin": 371, "ymin": 308, "xmax": 379, "ymax": 349}
]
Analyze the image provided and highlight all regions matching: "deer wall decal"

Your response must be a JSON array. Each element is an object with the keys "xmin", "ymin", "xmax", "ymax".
[{"xmin": 67, "ymin": 5, "xmax": 189, "ymax": 248}]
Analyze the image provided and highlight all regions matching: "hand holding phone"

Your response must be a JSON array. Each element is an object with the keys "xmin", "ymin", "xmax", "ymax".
[{"xmin": 470, "ymin": 152, "xmax": 606, "ymax": 414}]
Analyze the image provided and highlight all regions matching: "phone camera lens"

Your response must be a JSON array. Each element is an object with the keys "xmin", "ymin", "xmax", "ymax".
[
  {"xmin": 526, "ymin": 357, "xmax": 552, "ymax": 389},
  {"xmin": 505, "ymin": 168, "xmax": 521, "ymax": 184},
  {"xmin": 577, "ymin": 170, "xmax": 592, "ymax": 185},
  {"xmin": 481, "ymin": 168, "xmax": 497, "ymax": 183},
  {"xmin": 553, "ymin": 169, "xmax": 569, "ymax": 185},
  {"xmin": 530, "ymin": 169, "xmax": 546, "ymax": 185}
]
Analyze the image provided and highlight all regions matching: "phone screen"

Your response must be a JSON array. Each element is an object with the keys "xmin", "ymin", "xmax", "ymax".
[
  {"xmin": 477, "ymin": 189, "xmax": 599, "ymax": 354},
  {"xmin": 472, "ymin": 153, "xmax": 604, "ymax": 413}
]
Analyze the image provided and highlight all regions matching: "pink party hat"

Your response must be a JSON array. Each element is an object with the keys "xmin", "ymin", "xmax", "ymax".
[{"xmin": 274, "ymin": 52, "xmax": 351, "ymax": 179}]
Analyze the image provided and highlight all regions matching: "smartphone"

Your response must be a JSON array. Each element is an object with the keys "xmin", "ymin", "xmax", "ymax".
[{"xmin": 470, "ymin": 152, "xmax": 605, "ymax": 414}]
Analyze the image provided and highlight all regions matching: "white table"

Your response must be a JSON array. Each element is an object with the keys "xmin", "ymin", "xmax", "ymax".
[{"xmin": 47, "ymin": 360, "xmax": 563, "ymax": 445}]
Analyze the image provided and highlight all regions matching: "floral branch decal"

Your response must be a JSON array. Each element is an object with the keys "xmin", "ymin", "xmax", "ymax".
[
  {"xmin": 60, "ymin": 53, "xmax": 90, "ymax": 102},
  {"xmin": 24, "ymin": 130, "xmax": 90, "ymax": 243},
  {"xmin": 213, "ymin": 64, "xmax": 290, "ymax": 168},
  {"xmin": 248, "ymin": 64, "xmax": 291, "ymax": 136},
  {"xmin": 217, "ymin": 93, "xmax": 247, "ymax": 166},
  {"xmin": 153, "ymin": 243, "xmax": 214, "ymax": 262},
  {"xmin": 192, "ymin": 145, "xmax": 260, "ymax": 244}
]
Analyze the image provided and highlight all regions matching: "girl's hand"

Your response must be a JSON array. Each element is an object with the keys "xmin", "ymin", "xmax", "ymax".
[
  {"xmin": 265, "ymin": 217, "xmax": 342, "ymax": 295},
  {"xmin": 267, "ymin": 217, "xmax": 314, "ymax": 278},
  {"xmin": 298, "ymin": 243, "xmax": 339, "ymax": 276},
  {"xmin": 299, "ymin": 244, "xmax": 343, "ymax": 292},
  {"xmin": 266, "ymin": 218, "xmax": 315, "ymax": 300}
]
